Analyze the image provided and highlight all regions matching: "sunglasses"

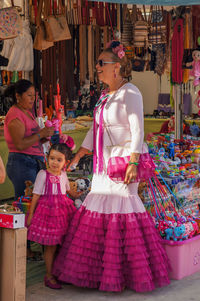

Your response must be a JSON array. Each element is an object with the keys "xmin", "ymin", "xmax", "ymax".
[{"xmin": 96, "ymin": 59, "xmax": 116, "ymax": 67}]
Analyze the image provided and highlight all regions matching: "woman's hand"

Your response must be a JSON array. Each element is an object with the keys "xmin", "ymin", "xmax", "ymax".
[
  {"xmin": 124, "ymin": 165, "xmax": 138, "ymax": 184},
  {"xmin": 26, "ymin": 213, "xmax": 33, "ymax": 227},
  {"xmin": 39, "ymin": 126, "xmax": 54, "ymax": 139}
]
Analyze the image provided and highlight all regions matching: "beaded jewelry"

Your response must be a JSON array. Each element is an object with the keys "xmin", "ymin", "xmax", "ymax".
[{"xmin": 129, "ymin": 161, "xmax": 139, "ymax": 166}]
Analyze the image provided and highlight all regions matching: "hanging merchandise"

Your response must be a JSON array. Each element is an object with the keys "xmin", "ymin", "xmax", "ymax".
[
  {"xmin": 0, "ymin": 0, "xmax": 22, "ymax": 40},
  {"xmin": 33, "ymin": 0, "xmax": 54, "ymax": 51},
  {"xmin": 79, "ymin": 25, "xmax": 87, "ymax": 84},
  {"xmin": 44, "ymin": 0, "xmax": 71, "ymax": 42},
  {"xmin": 191, "ymin": 5, "xmax": 200, "ymax": 49},
  {"xmin": 154, "ymin": 44, "xmax": 167, "ymax": 76},
  {"xmin": 121, "ymin": 5, "xmax": 133, "ymax": 46},
  {"xmin": 82, "ymin": 0, "xmax": 90, "ymax": 25},
  {"xmin": 171, "ymin": 18, "xmax": 184, "ymax": 84},
  {"xmin": 132, "ymin": 58, "xmax": 146, "ymax": 72},
  {"xmin": 88, "ymin": 25, "xmax": 94, "ymax": 83},
  {"xmin": 133, "ymin": 16, "xmax": 148, "ymax": 48},
  {"xmin": 182, "ymin": 12, "xmax": 190, "ymax": 84},
  {"xmin": 148, "ymin": 6, "xmax": 167, "ymax": 45},
  {"xmin": 1, "ymin": 20, "xmax": 34, "ymax": 71},
  {"xmin": 186, "ymin": 43, "xmax": 200, "ymax": 88}
]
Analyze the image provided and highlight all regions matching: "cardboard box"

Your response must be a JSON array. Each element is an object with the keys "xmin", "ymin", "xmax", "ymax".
[
  {"xmin": 163, "ymin": 235, "xmax": 200, "ymax": 280},
  {"xmin": 0, "ymin": 213, "xmax": 25, "ymax": 229},
  {"xmin": 0, "ymin": 228, "xmax": 27, "ymax": 301}
]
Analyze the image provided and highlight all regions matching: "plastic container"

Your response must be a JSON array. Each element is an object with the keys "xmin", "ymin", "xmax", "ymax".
[{"xmin": 163, "ymin": 235, "xmax": 200, "ymax": 279}]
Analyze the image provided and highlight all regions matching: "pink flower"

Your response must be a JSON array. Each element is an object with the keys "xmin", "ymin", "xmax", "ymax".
[
  {"xmin": 59, "ymin": 134, "xmax": 76, "ymax": 150},
  {"xmin": 112, "ymin": 45, "xmax": 125, "ymax": 59},
  {"xmin": 118, "ymin": 49, "xmax": 125, "ymax": 59}
]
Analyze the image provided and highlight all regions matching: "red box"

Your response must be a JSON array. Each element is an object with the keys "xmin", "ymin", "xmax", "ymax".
[{"xmin": 0, "ymin": 213, "xmax": 25, "ymax": 229}]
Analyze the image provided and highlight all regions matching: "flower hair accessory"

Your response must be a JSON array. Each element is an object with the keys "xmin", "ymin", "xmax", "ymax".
[
  {"xmin": 59, "ymin": 134, "xmax": 76, "ymax": 151},
  {"xmin": 106, "ymin": 40, "xmax": 125, "ymax": 59}
]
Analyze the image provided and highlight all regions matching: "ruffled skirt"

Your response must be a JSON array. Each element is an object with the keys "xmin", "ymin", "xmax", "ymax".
[
  {"xmin": 53, "ymin": 174, "xmax": 170, "ymax": 292},
  {"xmin": 28, "ymin": 194, "xmax": 76, "ymax": 245}
]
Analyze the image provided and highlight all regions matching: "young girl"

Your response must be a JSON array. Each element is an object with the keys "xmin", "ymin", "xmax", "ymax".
[{"xmin": 27, "ymin": 143, "xmax": 80, "ymax": 289}]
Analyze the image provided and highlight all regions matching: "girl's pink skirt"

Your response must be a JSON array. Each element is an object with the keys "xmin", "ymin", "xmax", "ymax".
[{"xmin": 28, "ymin": 195, "xmax": 76, "ymax": 245}]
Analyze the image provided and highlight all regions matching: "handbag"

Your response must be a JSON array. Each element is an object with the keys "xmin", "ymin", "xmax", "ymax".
[
  {"xmin": 0, "ymin": 0, "xmax": 22, "ymax": 40},
  {"xmin": 44, "ymin": 0, "xmax": 71, "ymax": 42},
  {"xmin": 105, "ymin": 127, "xmax": 156, "ymax": 183},
  {"xmin": 33, "ymin": 0, "xmax": 54, "ymax": 51}
]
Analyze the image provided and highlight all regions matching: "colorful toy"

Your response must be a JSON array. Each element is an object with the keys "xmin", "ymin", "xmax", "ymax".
[
  {"xmin": 186, "ymin": 46, "xmax": 200, "ymax": 87},
  {"xmin": 168, "ymin": 138, "xmax": 175, "ymax": 160}
]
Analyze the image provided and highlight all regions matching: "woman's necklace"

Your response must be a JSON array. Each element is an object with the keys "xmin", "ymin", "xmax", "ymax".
[{"xmin": 95, "ymin": 78, "xmax": 127, "ymax": 108}]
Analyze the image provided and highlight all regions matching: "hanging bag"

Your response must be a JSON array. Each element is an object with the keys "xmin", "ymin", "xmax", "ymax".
[
  {"xmin": 44, "ymin": 0, "xmax": 71, "ymax": 42},
  {"xmin": 133, "ymin": 7, "xmax": 148, "ymax": 47},
  {"xmin": 0, "ymin": 0, "xmax": 22, "ymax": 40},
  {"xmin": 148, "ymin": 6, "xmax": 167, "ymax": 45},
  {"xmin": 33, "ymin": 0, "xmax": 54, "ymax": 51},
  {"xmin": 105, "ymin": 126, "xmax": 156, "ymax": 183}
]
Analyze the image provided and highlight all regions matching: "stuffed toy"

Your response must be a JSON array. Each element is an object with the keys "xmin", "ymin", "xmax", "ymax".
[
  {"xmin": 190, "ymin": 123, "xmax": 200, "ymax": 137},
  {"xmin": 186, "ymin": 47, "xmax": 200, "ymax": 87},
  {"xmin": 75, "ymin": 178, "xmax": 91, "ymax": 202},
  {"xmin": 69, "ymin": 180, "xmax": 84, "ymax": 209},
  {"xmin": 24, "ymin": 180, "xmax": 33, "ymax": 197},
  {"xmin": 69, "ymin": 180, "xmax": 78, "ymax": 196}
]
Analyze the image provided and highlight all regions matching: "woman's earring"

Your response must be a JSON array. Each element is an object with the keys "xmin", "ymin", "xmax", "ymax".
[{"xmin": 114, "ymin": 70, "xmax": 117, "ymax": 78}]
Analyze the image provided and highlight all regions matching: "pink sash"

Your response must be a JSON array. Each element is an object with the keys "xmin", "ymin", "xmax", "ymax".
[{"xmin": 93, "ymin": 92, "xmax": 109, "ymax": 173}]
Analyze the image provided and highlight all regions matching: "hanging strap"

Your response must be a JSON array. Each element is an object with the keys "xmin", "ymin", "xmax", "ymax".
[
  {"xmin": 45, "ymin": 0, "xmax": 65, "ymax": 16},
  {"xmin": 105, "ymin": 3, "xmax": 115, "ymax": 39},
  {"xmin": 36, "ymin": 0, "xmax": 44, "ymax": 26}
]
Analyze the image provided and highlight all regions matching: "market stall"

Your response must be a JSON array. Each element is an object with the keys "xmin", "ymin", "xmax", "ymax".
[{"xmin": 2, "ymin": 0, "xmax": 200, "ymax": 297}]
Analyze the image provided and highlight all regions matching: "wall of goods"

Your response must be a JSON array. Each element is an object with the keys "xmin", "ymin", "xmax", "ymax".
[{"xmin": 0, "ymin": 1, "xmax": 200, "ymax": 119}]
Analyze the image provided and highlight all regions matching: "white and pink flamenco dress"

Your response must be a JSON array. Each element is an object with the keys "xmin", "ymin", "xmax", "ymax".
[{"xmin": 53, "ymin": 83, "xmax": 170, "ymax": 292}]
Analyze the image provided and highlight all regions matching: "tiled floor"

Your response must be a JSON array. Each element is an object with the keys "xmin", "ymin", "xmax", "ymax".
[{"xmin": 26, "ymin": 270, "xmax": 200, "ymax": 301}]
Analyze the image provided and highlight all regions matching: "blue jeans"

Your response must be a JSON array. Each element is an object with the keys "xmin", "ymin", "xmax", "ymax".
[
  {"xmin": 7, "ymin": 152, "xmax": 44, "ymax": 251},
  {"xmin": 6, "ymin": 152, "xmax": 44, "ymax": 200}
]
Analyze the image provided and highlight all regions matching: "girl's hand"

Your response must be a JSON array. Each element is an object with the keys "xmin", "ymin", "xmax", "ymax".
[
  {"xmin": 124, "ymin": 165, "xmax": 138, "ymax": 184},
  {"xmin": 27, "ymin": 213, "xmax": 33, "ymax": 227}
]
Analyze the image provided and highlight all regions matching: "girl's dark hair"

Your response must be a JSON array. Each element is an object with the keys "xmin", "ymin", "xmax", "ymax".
[
  {"xmin": 48, "ymin": 143, "xmax": 73, "ymax": 161},
  {"xmin": 4, "ymin": 79, "xmax": 34, "ymax": 104}
]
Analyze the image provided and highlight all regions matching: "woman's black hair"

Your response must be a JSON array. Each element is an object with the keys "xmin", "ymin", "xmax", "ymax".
[
  {"xmin": 48, "ymin": 143, "xmax": 73, "ymax": 162},
  {"xmin": 4, "ymin": 79, "xmax": 34, "ymax": 104}
]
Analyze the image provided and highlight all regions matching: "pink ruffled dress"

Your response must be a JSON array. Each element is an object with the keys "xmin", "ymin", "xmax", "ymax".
[
  {"xmin": 53, "ymin": 83, "xmax": 170, "ymax": 292},
  {"xmin": 28, "ymin": 170, "xmax": 76, "ymax": 246}
]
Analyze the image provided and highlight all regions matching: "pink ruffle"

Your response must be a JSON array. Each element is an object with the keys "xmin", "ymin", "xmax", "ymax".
[
  {"xmin": 53, "ymin": 206, "xmax": 170, "ymax": 292},
  {"xmin": 28, "ymin": 195, "xmax": 76, "ymax": 245}
]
